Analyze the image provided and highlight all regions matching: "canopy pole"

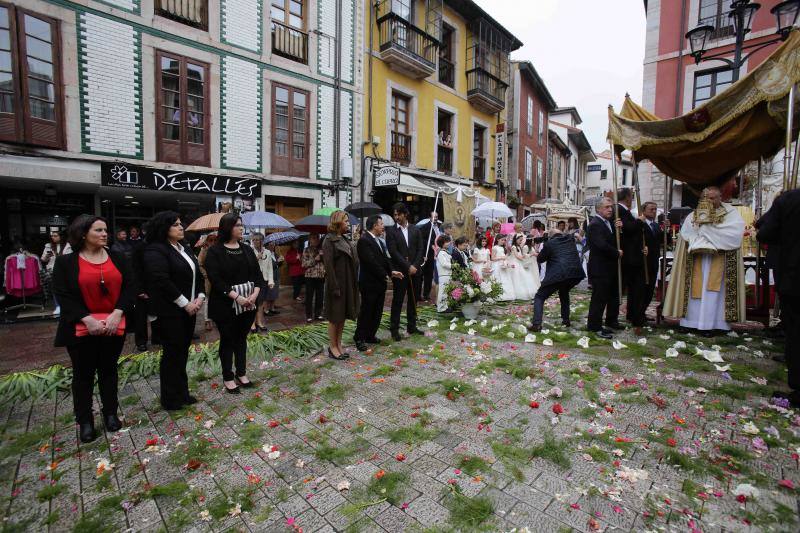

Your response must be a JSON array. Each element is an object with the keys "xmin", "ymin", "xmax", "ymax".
[
  {"xmin": 657, "ymin": 172, "xmax": 670, "ymax": 324},
  {"xmin": 609, "ymin": 139, "xmax": 623, "ymax": 302},
  {"xmin": 755, "ymin": 158, "xmax": 763, "ymax": 307},
  {"xmin": 792, "ymin": 111, "xmax": 800, "ymax": 190},
  {"xmin": 783, "ymin": 84, "xmax": 796, "ymax": 191},
  {"xmin": 631, "ymin": 156, "xmax": 649, "ymax": 286},
  {"xmin": 421, "ymin": 188, "xmax": 441, "ymax": 267}
]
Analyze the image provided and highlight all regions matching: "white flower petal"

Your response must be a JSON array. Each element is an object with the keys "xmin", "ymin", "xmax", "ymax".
[
  {"xmin": 577, "ymin": 336, "xmax": 590, "ymax": 349},
  {"xmin": 542, "ymin": 338, "xmax": 553, "ymax": 346},
  {"xmin": 524, "ymin": 333, "xmax": 537, "ymax": 343},
  {"xmin": 612, "ymin": 340, "xmax": 627, "ymax": 350},
  {"xmin": 637, "ymin": 338, "xmax": 647, "ymax": 345},
  {"xmin": 665, "ymin": 348, "xmax": 679, "ymax": 358}
]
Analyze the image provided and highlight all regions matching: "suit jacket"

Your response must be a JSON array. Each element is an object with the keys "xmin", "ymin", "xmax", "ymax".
[
  {"xmin": 641, "ymin": 218, "xmax": 664, "ymax": 280},
  {"xmin": 357, "ymin": 233, "xmax": 392, "ymax": 291},
  {"xmin": 614, "ymin": 204, "xmax": 645, "ymax": 268},
  {"xmin": 451, "ymin": 248, "xmax": 468, "ymax": 270},
  {"xmin": 418, "ymin": 221, "xmax": 441, "ymax": 260},
  {"xmin": 586, "ymin": 216, "xmax": 620, "ymax": 280},
  {"xmin": 143, "ymin": 241, "xmax": 204, "ymax": 318},
  {"xmin": 537, "ymin": 233, "xmax": 585, "ymax": 287},
  {"xmin": 52, "ymin": 250, "xmax": 135, "ymax": 347},
  {"xmin": 386, "ymin": 224, "xmax": 424, "ymax": 274},
  {"xmin": 757, "ymin": 189, "xmax": 800, "ymax": 296}
]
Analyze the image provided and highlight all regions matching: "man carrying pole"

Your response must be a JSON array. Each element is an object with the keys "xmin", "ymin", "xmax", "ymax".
[{"xmin": 615, "ymin": 187, "xmax": 647, "ymax": 329}]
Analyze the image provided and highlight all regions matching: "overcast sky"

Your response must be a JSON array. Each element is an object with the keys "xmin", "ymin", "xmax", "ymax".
[{"xmin": 473, "ymin": 0, "xmax": 647, "ymax": 154}]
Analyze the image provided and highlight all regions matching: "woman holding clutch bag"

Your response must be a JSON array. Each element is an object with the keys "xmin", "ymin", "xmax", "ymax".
[
  {"xmin": 52, "ymin": 215, "xmax": 135, "ymax": 443},
  {"xmin": 204, "ymin": 213, "xmax": 265, "ymax": 393}
]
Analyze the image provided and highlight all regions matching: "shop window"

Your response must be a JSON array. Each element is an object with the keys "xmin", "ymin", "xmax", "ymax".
[
  {"xmin": 156, "ymin": 51, "xmax": 209, "ymax": 166},
  {"xmin": 0, "ymin": 4, "xmax": 64, "ymax": 148},
  {"xmin": 436, "ymin": 108, "xmax": 453, "ymax": 174},
  {"xmin": 473, "ymin": 124, "xmax": 486, "ymax": 181},
  {"xmin": 271, "ymin": 83, "xmax": 309, "ymax": 177},
  {"xmin": 390, "ymin": 91, "xmax": 411, "ymax": 164}
]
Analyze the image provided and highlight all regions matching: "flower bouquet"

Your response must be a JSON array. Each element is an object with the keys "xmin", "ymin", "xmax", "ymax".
[{"xmin": 443, "ymin": 265, "xmax": 503, "ymax": 311}]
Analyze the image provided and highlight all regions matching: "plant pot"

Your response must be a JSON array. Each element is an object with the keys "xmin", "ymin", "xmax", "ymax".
[{"xmin": 461, "ymin": 301, "xmax": 482, "ymax": 320}]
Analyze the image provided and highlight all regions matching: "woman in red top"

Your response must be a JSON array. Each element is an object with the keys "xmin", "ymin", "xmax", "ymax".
[
  {"xmin": 285, "ymin": 240, "xmax": 305, "ymax": 301},
  {"xmin": 53, "ymin": 215, "xmax": 135, "ymax": 443}
]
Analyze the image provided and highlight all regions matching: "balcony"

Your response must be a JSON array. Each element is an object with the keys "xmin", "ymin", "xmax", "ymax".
[
  {"xmin": 378, "ymin": 13, "xmax": 438, "ymax": 79},
  {"xmin": 272, "ymin": 20, "xmax": 309, "ymax": 64},
  {"xmin": 437, "ymin": 145, "xmax": 453, "ymax": 174},
  {"xmin": 473, "ymin": 156, "xmax": 486, "ymax": 181},
  {"xmin": 438, "ymin": 57, "xmax": 454, "ymax": 87},
  {"xmin": 467, "ymin": 69, "xmax": 507, "ymax": 114},
  {"xmin": 391, "ymin": 131, "xmax": 411, "ymax": 165},
  {"xmin": 156, "ymin": 0, "xmax": 207, "ymax": 30}
]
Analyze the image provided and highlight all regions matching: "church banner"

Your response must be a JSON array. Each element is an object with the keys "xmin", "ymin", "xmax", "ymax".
[{"xmin": 442, "ymin": 188, "xmax": 476, "ymax": 240}]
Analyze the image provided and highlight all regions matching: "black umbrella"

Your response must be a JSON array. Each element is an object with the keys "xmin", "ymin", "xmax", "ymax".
[
  {"xmin": 294, "ymin": 212, "xmax": 359, "ymax": 233},
  {"xmin": 344, "ymin": 201, "xmax": 382, "ymax": 218}
]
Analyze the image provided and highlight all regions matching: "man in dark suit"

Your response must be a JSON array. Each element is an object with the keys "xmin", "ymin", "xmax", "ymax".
[
  {"xmin": 615, "ymin": 188, "xmax": 647, "ymax": 328},
  {"xmin": 353, "ymin": 215, "xmax": 403, "ymax": 351},
  {"xmin": 386, "ymin": 202, "xmax": 425, "ymax": 341},
  {"xmin": 451, "ymin": 236, "xmax": 469, "ymax": 269},
  {"xmin": 587, "ymin": 197, "xmax": 624, "ymax": 339},
  {"xmin": 757, "ymin": 190, "xmax": 800, "ymax": 407},
  {"xmin": 418, "ymin": 211, "xmax": 441, "ymax": 302},
  {"xmin": 639, "ymin": 201, "xmax": 663, "ymax": 323},
  {"xmin": 529, "ymin": 229, "xmax": 585, "ymax": 331}
]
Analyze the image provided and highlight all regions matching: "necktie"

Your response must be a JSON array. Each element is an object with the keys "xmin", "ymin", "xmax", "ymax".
[
  {"xmin": 378, "ymin": 238, "xmax": 387, "ymax": 255},
  {"xmin": 650, "ymin": 221, "xmax": 657, "ymax": 234}
]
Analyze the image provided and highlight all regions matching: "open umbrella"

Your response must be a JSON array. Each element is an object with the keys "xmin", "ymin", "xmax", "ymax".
[
  {"xmin": 186, "ymin": 213, "xmax": 225, "ymax": 232},
  {"xmin": 264, "ymin": 230, "xmax": 308, "ymax": 245},
  {"xmin": 241, "ymin": 211, "xmax": 293, "ymax": 229},
  {"xmin": 471, "ymin": 201, "xmax": 513, "ymax": 219},
  {"xmin": 294, "ymin": 211, "xmax": 358, "ymax": 233},
  {"xmin": 313, "ymin": 206, "xmax": 342, "ymax": 216},
  {"xmin": 344, "ymin": 201, "xmax": 382, "ymax": 218},
  {"xmin": 379, "ymin": 213, "xmax": 395, "ymax": 227}
]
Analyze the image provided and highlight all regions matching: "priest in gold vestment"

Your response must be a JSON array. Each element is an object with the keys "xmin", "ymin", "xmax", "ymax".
[{"xmin": 664, "ymin": 187, "xmax": 746, "ymax": 331}]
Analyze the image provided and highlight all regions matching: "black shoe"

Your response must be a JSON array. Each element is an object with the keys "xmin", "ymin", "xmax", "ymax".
[
  {"xmin": 136, "ymin": 344, "xmax": 148, "ymax": 352},
  {"xmin": 772, "ymin": 354, "xmax": 787, "ymax": 363},
  {"xmin": 224, "ymin": 383, "xmax": 241, "ymax": 394},
  {"xmin": 605, "ymin": 323, "xmax": 624, "ymax": 331},
  {"xmin": 561, "ymin": 321, "xmax": 571, "ymax": 328},
  {"xmin": 407, "ymin": 328, "xmax": 424, "ymax": 336},
  {"xmin": 184, "ymin": 395, "xmax": 198, "ymax": 405},
  {"xmin": 327, "ymin": 347, "xmax": 348, "ymax": 360},
  {"xmin": 699, "ymin": 330, "xmax": 716, "ymax": 338},
  {"xmin": 528, "ymin": 324, "xmax": 542, "ymax": 333},
  {"xmin": 161, "ymin": 402, "xmax": 184, "ymax": 411},
  {"xmin": 355, "ymin": 341, "xmax": 368, "ymax": 352},
  {"xmin": 366, "ymin": 337, "xmax": 380, "ymax": 344},
  {"xmin": 104, "ymin": 414, "xmax": 122, "ymax": 432},
  {"xmin": 391, "ymin": 331, "xmax": 402, "ymax": 342},
  {"xmin": 235, "ymin": 377, "xmax": 256, "ymax": 388},
  {"xmin": 79, "ymin": 421, "xmax": 96, "ymax": 443},
  {"xmin": 590, "ymin": 329, "xmax": 613, "ymax": 339}
]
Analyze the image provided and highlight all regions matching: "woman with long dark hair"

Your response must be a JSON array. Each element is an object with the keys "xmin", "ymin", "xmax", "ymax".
[
  {"xmin": 52, "ymin": 215, "xmax": 134, "ymax": 442},
  {"xmin": 322, "ymin": 210, "xmax": 359, "ymax": 359},
  {"xmin": 41, "ymin": 229, "xmax": 71, "ymax": 317},
  {"xmin": 143, "ymin": 211, "xmax": 205, "ymax": 410},
  {"xmin": 203, "ymin": 213, "xmax": 264, "ymax": 393}
]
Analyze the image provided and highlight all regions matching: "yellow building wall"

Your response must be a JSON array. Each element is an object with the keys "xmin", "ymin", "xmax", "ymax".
[{"xmin": 362, "ymin": 0, "xmax": 504, "ymax": 184}]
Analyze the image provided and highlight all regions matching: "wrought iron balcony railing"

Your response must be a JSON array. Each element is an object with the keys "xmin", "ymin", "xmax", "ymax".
[
  {"xmin": 378, "ymin": 13, "xmax": 438, "ymax": 79},
  {"xmin": 156, "ymin": 0, "xmax": 207, "ymax": 30},
  {"xmin": 391, "ymin": 131, "xmax": 411, "ymax": 164},
  {"xmin": 271, "ymin": 19, "xmax": 309, "ymax": 64}
]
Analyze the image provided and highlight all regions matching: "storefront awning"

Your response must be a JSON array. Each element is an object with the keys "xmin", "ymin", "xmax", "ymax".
[{"xmin": 397, "ymin": 173, "xmax": 437, "ymax": 197}]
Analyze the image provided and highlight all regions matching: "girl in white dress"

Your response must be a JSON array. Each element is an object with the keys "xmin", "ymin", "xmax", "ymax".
[
  {"xmin": 491, "ymin": 235, "xmax": 515, "ymax": 301},
  {"xmin": 523, "ymin": 234, "xmax": 542, "ymax": 297},
  {"xmin": 471, "ymin": 235, "xmax": 492, "ymax": 281},
  {"xmin": 435, "ymin": 234, "xmax": 453, "ymax": 312},
  {"xmin": 508, "ymin": 233, "xmax": 533, "ymax": 300}
]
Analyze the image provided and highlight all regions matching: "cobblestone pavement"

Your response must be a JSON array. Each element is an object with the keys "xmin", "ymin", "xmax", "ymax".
[{"xmin": 1, "ymin": 292, "xmax": 798, "ymax": 532}]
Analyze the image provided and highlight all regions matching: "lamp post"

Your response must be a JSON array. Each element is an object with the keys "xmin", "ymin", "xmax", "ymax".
[{"xmin": 686, "ymin": 0, "xmax": 800, "ymax": 82}]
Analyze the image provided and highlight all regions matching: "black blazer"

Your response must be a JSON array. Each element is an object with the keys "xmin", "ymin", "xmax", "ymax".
[
  {"xmin": 143, "ymin": 242, "xmax": 204, "ymax": 318},
  {"xmin": 537, "ymin": 233, "xmax": 585, "ymax": 287},
  {"xmin": 757, "ymin": 189, "xmax": 800, "ymax": 296},
  {"xmin": 52, "ymin": 250, "xmax": 135, "ymax": 347},
  {"xmin": 386, "ymin": 224, "xmax": 424, "ymax": 274},
  {"xmin": 357, "ymin": 233, "xmax": 392, "ymax": 291},
  {"xmin": 614, "ymin": 204, "xmax": 646, "ymax": 268},
  {"xmin": 418, "ymin": 221, "xmax": 441, "ymax": 260},
  {"xmin": 586, "ymin": 216, "xmax": 620, "ymax": 280},
  {"xmin": 203, "ymin": 243, "xmax": 265, "ymax": 321},
  {"xmin": 641, "ymin": 218, "xmax": 664, "ymax": 278},
  {"xmin": 451, "ymin": 248, "xmax": 468, "ymax": 269}
]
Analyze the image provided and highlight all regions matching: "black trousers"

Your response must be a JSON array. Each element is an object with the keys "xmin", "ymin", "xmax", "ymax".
[
  {"xmin": 354, "ymin": 284, "xmax": 386, "ymax": 342},
  {"xmin": 305, "ymin": 278, "xmax": 324, "ymax": 318},
  {"xmin": 531, "ymin": 280, "xmax": 579, "ymax": 327},
  {"xmin": 157, "ymin": 313, "xmax": 196, "ymax": 408},
  {"xmin": 291, "ymin": 275, "xmax": 304, "ymax": 299},
  {"xmin": 391, "ymin": 273, "xmax": 421, "ymax": 333},
  {"xmin": 214, "ymin": 311, "xmax": 255, "ymax": 381},
  {"xmin": 66, "ymin": 336, "xmax": 125, "ymax": 424},
  {"xmin": 782, "ymin": 294, "xmax": 800, "ymax": 391},
  {"xmin": 623, "ymin": 265, "xmax": 647, "ymax": 327},
  {"xmin": 642, "ymin": 264, "xmax": 658, "ymax": 320},
  {"xmin": 587, "ymin": 275, "xmax": 620, "ymax": 331},
  {"xmin": 134, "ymin": 296, "xmax": 150, "ymax": 346},
  {"xmin": 420, "ymin": 258, "xmax": 435, "ymax": 300}
]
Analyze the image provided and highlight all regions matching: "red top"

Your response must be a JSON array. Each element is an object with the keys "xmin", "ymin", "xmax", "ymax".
[
  {"xmin": 285, "ymin": 249, "xmax": 304, "ymax": 277},
  {"xmin": 486, "ymin": 229, "xmax": 494, "ymax": 250},
  {"xmin": 78, "ymin": 256, "xmax": 122, "ymax": 314}
]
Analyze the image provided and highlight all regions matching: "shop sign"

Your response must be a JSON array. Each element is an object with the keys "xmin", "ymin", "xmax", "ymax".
[
  {"xmin": 100, "ymin": 163, "xmax": 260, "ymax": 198},
  {"xmin": 495, "ymin": 123, "xmax": 506, "ymax": 183},
  {"xmin": 373, "ymin": 165, "xmax": 400, "ymax": 187},
  {"xmin": 587, "ymin": 164, "xmax": 602, "ymax": 172}
]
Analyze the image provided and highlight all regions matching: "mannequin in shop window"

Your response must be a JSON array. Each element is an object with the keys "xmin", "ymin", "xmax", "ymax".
[
  {"xmin": 41, "ymin": 231, "xmax": 72, "ymax": 317},
  {"xmin": 5, "ymin": 240, "xmax": 43, "ymax": 302}
]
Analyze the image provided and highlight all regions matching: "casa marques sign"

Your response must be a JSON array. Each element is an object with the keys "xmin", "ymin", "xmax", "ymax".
[
  {"xmin": 373, "ymin": 164, "xmax": 400, "ymax": 187},
  {"xmin": 100, "ymin": 162, "xmax": 260, "ymax": 198}
]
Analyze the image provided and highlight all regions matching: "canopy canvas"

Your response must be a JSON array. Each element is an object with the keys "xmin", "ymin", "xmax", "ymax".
[{"xmin": 607, "ymin": 30, "xmax": 800, "ymax": 187}]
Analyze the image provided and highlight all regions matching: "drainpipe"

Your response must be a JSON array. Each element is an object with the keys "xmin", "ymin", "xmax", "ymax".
[{"xmin": 333, "ymin": 0, "xmax": 343, "ymax": 207}]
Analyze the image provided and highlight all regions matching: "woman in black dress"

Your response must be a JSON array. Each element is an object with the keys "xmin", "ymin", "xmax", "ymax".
[{"xmin": 204, "ymin": 213, "xmax": 265, "ymax": 393}]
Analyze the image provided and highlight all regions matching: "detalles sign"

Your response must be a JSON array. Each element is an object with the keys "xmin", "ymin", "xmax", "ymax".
[{"xmin": 100, "ymin": 163, "xmax": 260, "ymax": 198}]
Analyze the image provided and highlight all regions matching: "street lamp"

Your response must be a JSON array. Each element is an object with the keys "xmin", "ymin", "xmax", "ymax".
[{"xmin": 686, "ymin": 0, "xmax": 800, "ymax": 81}]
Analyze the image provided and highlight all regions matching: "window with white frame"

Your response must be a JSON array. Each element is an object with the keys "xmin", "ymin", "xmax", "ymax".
[
  {"xmin": 526, "ymin": 96, "xmax": 533, "ymax": 137},
  {"xmin": 524, "ymin": 149, "xmax": 532, "ymax": 192},
  {"xmin": 538, "ymin": 110, "xmax": 544, "ymax": 146},
  {"xmin": 536, "ymin": 158, "xmax": 543, "ymax": 197}
]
